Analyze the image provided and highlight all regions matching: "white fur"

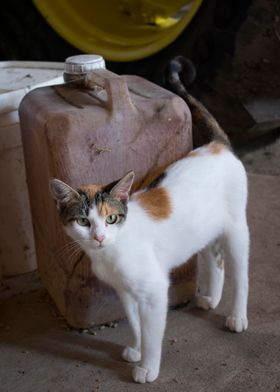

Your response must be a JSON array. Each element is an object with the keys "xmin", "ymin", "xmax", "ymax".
[{"xmin": 65, "ymin": 145, "xmax": 249, "ymax": 383}]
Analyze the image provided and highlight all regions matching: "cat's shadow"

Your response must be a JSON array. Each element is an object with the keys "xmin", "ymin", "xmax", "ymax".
[
  {"xmin": 65, "ymin": 335, "xmax": 133, "ymax": 382},
  {"xmin": 175, "ymin": 299, "xmax": 227, "ymax": 331},
  {"xmin": 19, "ymin": 331, "xmax": 133, "ymax": 383},
  {"xmin": 189, "ymin": 308, "xmax": 225, "ymax": 327}
]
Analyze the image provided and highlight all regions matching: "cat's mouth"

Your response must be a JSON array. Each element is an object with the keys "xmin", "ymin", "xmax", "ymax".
[
  {"xmin": 93, "ymin": 240, "xmax": 104, "ymax": 249},
  {"xmin": 93, "ymin": 239, "xmax": 111, "ymax": 250}
]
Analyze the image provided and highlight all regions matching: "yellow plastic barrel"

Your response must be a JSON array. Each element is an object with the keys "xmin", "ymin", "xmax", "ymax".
[{"xmin": 33, "ymin": 0, "xmax": 203, "ymax": 61}]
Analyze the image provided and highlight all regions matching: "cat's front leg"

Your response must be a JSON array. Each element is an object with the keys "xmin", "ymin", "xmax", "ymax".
[
  {"xmin": 119, "ymin": 291, "xmax": 141, "ymax": 362},
  {"xmin": 132, "ymin": 279, "xmax": 169, "ymax": 383}
]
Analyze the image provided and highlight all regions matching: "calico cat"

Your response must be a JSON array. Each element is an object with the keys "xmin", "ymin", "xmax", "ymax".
[{"xmin": 50, "ymin": 56, "xmax": 249, "ymax": 384}]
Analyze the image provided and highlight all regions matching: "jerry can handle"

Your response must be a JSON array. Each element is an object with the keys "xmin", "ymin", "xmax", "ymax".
[{"xmin": 84, "ymin": 69, "xmax": 135, "ymax": 114}]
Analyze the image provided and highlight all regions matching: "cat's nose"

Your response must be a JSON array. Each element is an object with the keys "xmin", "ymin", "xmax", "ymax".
[{"xmin": 94, "ymin": 234, "xmax": 105, "ymax": 244}]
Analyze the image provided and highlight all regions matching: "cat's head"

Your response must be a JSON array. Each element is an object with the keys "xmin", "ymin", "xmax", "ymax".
[{"xmin": 50, "ymin": 171, "xmax": 135, "ymax": 250}]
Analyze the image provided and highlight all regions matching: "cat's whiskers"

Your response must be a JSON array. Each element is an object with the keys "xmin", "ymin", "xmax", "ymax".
[
  {"xmin": 67, "ymin": 244, "xmax": 83, "ymax": 261},
  {"xmin": 54, "ymin": 240, "xmax": 80, "ymax": 257},
  {"xmin": 54, "ymin": 238, "xmax": 98, "ymax": 265}
]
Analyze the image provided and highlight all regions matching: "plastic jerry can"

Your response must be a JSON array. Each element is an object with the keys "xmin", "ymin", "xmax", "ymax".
[
  {"xmin": 19, "ymin": 55, "xmax": 196, "ymax": 328},
  {"xmin": 0, "ymin": 61, "xmax": 64, "ymax": 278}
]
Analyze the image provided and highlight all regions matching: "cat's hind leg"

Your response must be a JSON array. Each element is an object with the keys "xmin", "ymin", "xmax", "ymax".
[
  {"xmin": 119, "ymin": 292, "xmax": 141, "ymax": 362},
  {"xmin": 224, "ymin": 218, "xmax": 249, "ymax": 332},
  {"xmin": 196, "ymin": 240, "xmax": 225, "ymax": 310}
]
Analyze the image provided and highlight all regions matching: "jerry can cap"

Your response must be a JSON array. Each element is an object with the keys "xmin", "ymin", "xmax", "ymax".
[{"xmin": 65, "ymin": 54, "xmax": 105, "ymax": 75}]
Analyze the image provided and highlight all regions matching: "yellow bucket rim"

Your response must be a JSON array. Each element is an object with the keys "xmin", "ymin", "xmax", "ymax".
[{"xmin": 33, "ymin": 0, "xmax": 203, "ymax": 62}]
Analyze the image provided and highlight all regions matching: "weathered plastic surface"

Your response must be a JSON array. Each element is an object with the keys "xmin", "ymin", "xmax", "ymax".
[
  {"xmin": 0, "ymin": 61, "xmax": 64, "ymax": 277},
  {"xmin": 19, "ymin": 68, "xmax": 196, "ymax": 327}
]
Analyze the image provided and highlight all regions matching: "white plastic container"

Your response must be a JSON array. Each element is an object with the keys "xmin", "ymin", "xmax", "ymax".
[{"xmin": 0, "ymin": 61, "xmax": 64, "ymax": 277}]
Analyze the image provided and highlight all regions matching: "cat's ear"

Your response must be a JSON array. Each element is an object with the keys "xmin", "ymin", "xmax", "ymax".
[
  {"xmin": 109, "ymin": 171, "xmax": 135, "ymax": 202},
  {"xmin": 49, "ymin": 179, "xmax": 80, "ymax": 210}
]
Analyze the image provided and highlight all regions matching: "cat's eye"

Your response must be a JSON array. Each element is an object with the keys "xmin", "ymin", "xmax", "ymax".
[
  {"xmin": 76, "ymin": 217, "xmax": 90, "ymax": 227},
  {"xmin": 106, "ymin": 214, "xmax": 118, "ymax": 225}
]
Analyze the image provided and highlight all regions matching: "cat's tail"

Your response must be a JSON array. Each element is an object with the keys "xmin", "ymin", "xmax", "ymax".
[{"xmin": 165, "ymin": 56, "xmax": 231, "ymax": 149}]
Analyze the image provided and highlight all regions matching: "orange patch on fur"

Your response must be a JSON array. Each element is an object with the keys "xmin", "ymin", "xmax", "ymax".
[
  {"xmin": 139, "ymin": 166, "xmax": 166, "ymax": 189},
  {"xmin": 208, "ymin": 142, "xmax": 227, "ymax": 155},
  {"xmin": 218, "ymin": 258, "xmax": 225, "ymax": 270},
  {"xmin": 98, "ymin": 203, "xmax": 119, "ymax": 218},
  {"xmin": 80, "ymin": 184, "xmax": 103, "ymax": 198},
  {"xmin": 188, "ymin": 149, "xmax": 200, "ymax": 157},
  {"xmin": 137, "ymin": 187, "xmax": 172, "ymax": 220}
]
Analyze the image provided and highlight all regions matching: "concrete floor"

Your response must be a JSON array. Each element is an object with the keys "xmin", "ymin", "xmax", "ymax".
[{"xmin": 1, "ymin": 170, "xmax": 280, "ymax": 391}]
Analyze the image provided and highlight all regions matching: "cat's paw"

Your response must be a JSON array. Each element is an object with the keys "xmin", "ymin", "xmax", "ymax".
[
  {"xmin": 226, "ymin": 316, "xmax": 248, "ymax": 332},
  {"xmin": 132, "ymin": 365, "xmax": 159, "ymax": 383},
  {"xmin": 196, "ymin": 295, "xmax": 214, "ymax": 310},
  {"xmin": 122, "ymin": 346, "xmax": 141, "ymax": 362}
]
